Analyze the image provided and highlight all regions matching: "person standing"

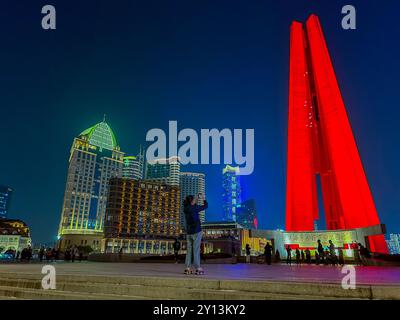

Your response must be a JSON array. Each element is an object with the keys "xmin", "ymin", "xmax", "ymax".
[
  {"xmin": 338, "ymin": 248, "xmax": 345, "ymax": 265},
  {"xmin": 173, "ymin": 238, "xmax": 181, "ymax": 264},
  {"xmin": 305, "ymin": 248, "xmax": 311, "ymax": 264},
  {"xmin": 183, "ymin": 193, "xmax": 208, "ymax": 275},
  {"xmin": 329, "ymin": 240, "xmax": 337, "ymax": 265},
  {"xmin": 317, "ymin": 240, "xmax": 325, "ymax": 264},
  {"xmin": 264, "ymin": 242, "xmax": 272, "ymax": 265},
  {"xmin": 295, "ymin": 248, "xmax": 301, "ymax": 264},
  {"xmin": 286, "ymin": 246, "xmax": 292, "ymax": 265},
  {"xmin": 245, "ymin": 244, "xmax": 251, "ymax": 264},
  {"xmin": 39, "ymin": 246, "xmax": 45, "ymax": 262}
]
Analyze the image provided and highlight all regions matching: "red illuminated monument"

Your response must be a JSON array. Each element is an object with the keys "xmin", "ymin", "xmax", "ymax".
[{"xmin": 285, "ymin": 15, "xmax": 388, "ymax": 253}]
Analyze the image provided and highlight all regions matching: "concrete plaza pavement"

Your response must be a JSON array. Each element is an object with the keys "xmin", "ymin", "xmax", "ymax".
[{"xmin": 0, "ymin": 261, "xmax": 399, "ymax": 286}]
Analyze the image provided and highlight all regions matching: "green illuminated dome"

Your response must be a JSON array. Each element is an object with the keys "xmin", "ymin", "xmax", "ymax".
[{"xmin": 79, "ymin": 120, "xmax": 118, "ymax": 150}]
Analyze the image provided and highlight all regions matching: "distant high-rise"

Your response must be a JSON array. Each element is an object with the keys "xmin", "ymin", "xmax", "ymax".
[
  {"xmin": 0, "ymin": 186, "xmax": 13, "ymax": 219},
  {"xmin": 122, "ymin": 147, "xmax": 145, "ymax": 180},
  {"xmin": 386, "ymin": 234, "xmax": 400, "ymax": 255},
  {"xmin": 180, "ymin": 172, "xmax": 206, "ymax": 226},
  {"xmin": 145, "ymin": 156, "xmax": 180, "ymax": 186},
  {"xmin": 58, "ymin": 119, "xmax": 124, "ymax": 250},
  {"xmin": 236, "ymin": 199, "xmax": 258, "ymax": 229},
  {"xmin": 222, "ymin": 165, "xmax": 241, "ymax": 222}
]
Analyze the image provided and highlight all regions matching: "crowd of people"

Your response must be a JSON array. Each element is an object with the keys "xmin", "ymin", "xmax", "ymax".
[{"xmin": 241, "ymin": 240, "xmax": 373, "ymax": 266}]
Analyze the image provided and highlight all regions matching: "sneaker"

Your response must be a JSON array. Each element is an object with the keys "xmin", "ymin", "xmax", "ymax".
[
  {"xmin": 184, "ymin": 268, "xmax": 192, "ymax": 275},
  {"xmin": 195, "ymin": 268, "xmax": 205, "ymax": 275}
]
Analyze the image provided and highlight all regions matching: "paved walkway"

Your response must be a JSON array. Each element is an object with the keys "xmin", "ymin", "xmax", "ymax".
[{"xmin": 0, "ymin": 262, "xmax": 399, "ymax": 286}]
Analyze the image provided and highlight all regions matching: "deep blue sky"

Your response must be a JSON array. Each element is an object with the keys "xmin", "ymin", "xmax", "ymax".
[{"xmin": 1, "ymin": 0, "xmax": 399, "ymax": 244}]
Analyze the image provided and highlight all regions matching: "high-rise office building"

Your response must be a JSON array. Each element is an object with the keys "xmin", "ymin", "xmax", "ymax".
[
  {"xmin": 122, "ymin": 147, "xmax": 145, "ymax": 180},
  {"xmin": 286, "ymin": 15, "xmax": 387, "ymax": 253},
  {"xmin": 145, "ymin": 156, "xmax": 180, "ymax": 186},
  {"xmin": 0, "ymin": 186, "xmax": 13, "ymax": 219},
  {"xmin": 180, "ymin": 172, "xmax": 206, "ymax": 226},
  {"xmin": 58, "ymin": 119, "xmax": 124, "ymax": 250},
  {"xmin": 222, "ymin": 165, "xmax": 241, "ymax": 222},
  {"xmin": 236, "ymin": 199, "xmax": 258, "ymax": 230},
  {"xmin": 386, "ymin": 234, "xmax": 400, "ymax": 255},
  {"xmin": 104, "ymin": 177, "xmax": 180, "ymax": 253}
]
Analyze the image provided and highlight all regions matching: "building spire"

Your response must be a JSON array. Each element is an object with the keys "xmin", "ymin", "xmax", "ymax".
[{"xmin": 103, "ymin": 114, "xmax": 107, "ymax": 122}]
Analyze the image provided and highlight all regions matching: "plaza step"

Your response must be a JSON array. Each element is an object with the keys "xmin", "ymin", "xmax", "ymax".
[{"xmin": 0, "ymin": 272, "xmax": 377, "ymax": 300}]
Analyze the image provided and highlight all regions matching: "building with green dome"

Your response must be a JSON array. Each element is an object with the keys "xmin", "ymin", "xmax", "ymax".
[{"xmin": 57, "ymin": 119, "xmax": 124, "ymax": 251}]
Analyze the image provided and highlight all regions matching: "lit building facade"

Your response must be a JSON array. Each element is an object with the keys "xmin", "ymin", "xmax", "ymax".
[
  {"xmin": 103, "ymin": 177, "xmax": 180, "ymax": 253},
  {"xmin": 222, "ymin": 165, "xmax": 241, "ymax": 222},
  {"xmin": 286, "ymin": 15, "xmax": 388, "ymax": 253},
  {"xmin": 58, "ymin": 120, "xmax": 124, "ymax": 251},
  {"xmin": 122, "ymin": 147, "xmax": 145, "ymax": 180},
  {"xmin": 0, "ymin": 219, "xmax": 31, "ymax": 253},
  {"xmin": 180, "ymin": 172, "xmax": 206, "ymax": 227},
  {"xmin": 386, "ymin": 234, "xmax": 400, "ymax": 255},
  {"xmin": 145, "ymin": 156, "xmax": 180, "ymax": 186},
  {"xmin": 236, "ymin": 199, "xmax": 258, "ymax": 229},
  {"xmin": 0, "ymin": 186, "xmax": 13, "ymax": 219}
]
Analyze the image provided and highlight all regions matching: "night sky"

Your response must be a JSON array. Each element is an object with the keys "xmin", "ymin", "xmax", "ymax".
[{"xmin": 1, "ymin": 0, "xmax": 399, "ymax": 244}]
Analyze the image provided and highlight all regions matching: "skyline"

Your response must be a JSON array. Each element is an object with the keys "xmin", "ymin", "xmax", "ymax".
[{"xmin": 1, "ymin": 0, "xmax": 400, "ymax": 243}]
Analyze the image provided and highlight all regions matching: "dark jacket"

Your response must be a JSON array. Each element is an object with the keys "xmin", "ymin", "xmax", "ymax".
[{"xmin": 184, "ymin": 200, "xmax": 208, "ymax": 235}]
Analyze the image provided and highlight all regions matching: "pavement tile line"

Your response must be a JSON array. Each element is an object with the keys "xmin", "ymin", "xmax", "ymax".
[{"xmin": 0, "ymin": 272, "xmax": 383, "ymax": 300}]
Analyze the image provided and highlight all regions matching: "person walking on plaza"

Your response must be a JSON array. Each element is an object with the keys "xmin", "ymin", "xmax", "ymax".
[
  {"xmin": 286, "ymin": 245, "xmax": 292, "ymax": 265},
  {"xmin": 264, "ymin": 242, "xmax": 272, "ymax": 265},
  {"xmin": 295, "ymin": 248, "xmax": 301, "ymax": 264},
  {"xmin": 317, "ymin": 240, "xmax": 325, "ymax": 264},
  {"xmin": 329, "ymin": 240, "xmax": 338, "ymax": 265},
  {"xmin": 173, "ymin": 238, "xmax": 181, "ymax": 264},
  {"xmin": 305, "ymin": 248, "xmax": 311, "ymax": 264},
  {"xmin": 245, "ymin": 244, "xmax": 251, "ymax": 264},
  {"xmin": 71, "ymin": 246, "xmax": 78, "ymax": 262},
  {"xmin": 39, "ymin": 246, "xmax": 45, "ymax": 262},
  {"xmin": 183, "ymin": 193, "xmax": 208, "ymax": 275},
  {"xmin": 301, "ymin": 250, "xmax": 305, "ymax": 263}
]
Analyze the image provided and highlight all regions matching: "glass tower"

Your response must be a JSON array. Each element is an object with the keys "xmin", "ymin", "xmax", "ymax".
[
  {"xmin": 122, "ymin": 147, "xmax": 145, "ymax": 180},
  {"xmin": 222, "ymin": 165, "xmax": 241, "ymax": 222},
  {"xmin": 180, "ymin": 172, "xmax": 206, "ymax": 227},
  {"xmin": 145, "ymin": 156, "xmax": 180, "ymax": 186}
]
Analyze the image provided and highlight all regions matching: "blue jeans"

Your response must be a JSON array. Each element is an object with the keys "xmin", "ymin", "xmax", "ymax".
[{"xmin": 185, "ymin": 232, "xmax": 202, "ymax": 269}]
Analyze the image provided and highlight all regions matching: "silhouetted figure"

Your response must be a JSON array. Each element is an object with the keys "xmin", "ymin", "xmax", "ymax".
[
  {"xmin": 329, "ymin": 240, "xmax": 338, "ymax": 265},
  {"xmin": 264, "ymin": 243, "xmax": 272, "ymax": 265},
  {"xmin": 173, "ymin": 238, "xmax": 181, "ymax": 263},
  {"xmin": 16, "ymin": 251, "xmax": 20, "ymax": 261},
  {"xmin": 39, "ymin": 246, "xmax": 45, "ymax": 262},
  {"xmin": 305, "ymin": 248, "xmax": 311, "ymax": 264},
  {"xmin": 317, "ymin": 240, "xmax": 325, "ymax": 264},
  {"xmin": 79, "ymin": 249, "xmax": 83, "ymax": 262},
  {"xmin": 301, "ymin": 250, "xmax": 305, "ymax": 263},
  {"xmin": 338, "ymin": 248, "xmax": 345, "ymax": 265},
  {"xmin": 245, "ymin": 244, "xmax": 251, "ymax": 264},
  {"xmin": 295, "ymin": 248, "xmax": 301, "ymax": 264},
  {"xmin": 286, "ymin": 246, "xmax": 292, "ymax": 265},
  {"xmin": 353, "ymin": 242, "xmax": 361, "ymax": 265}
]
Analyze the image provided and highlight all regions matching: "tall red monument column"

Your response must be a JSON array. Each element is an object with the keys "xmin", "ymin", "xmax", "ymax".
[{"xmin": 285, "ymin": 14, "xmax": 388, "ymax": 253}]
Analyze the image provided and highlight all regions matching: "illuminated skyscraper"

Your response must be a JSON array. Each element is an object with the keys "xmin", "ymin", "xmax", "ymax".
[
  {"xmin": 222, "ymin": 165, "xmax": 241, "ymax": 222},
  {"xmin": 180, "ymin": 172, "xmax": 206, "ymax": 227},
  {"xmin": 236, "ymin": 199, "xmax": 258, "ymax": 230},
  {"xmin": 145, "ymin": 156, "xmax": 180, "ymax": 186},
  {"xmin": 122, "ymin": 147, "xmax": 145, "ymax": 180},
  {"xmin": 58, "ymin": 119, "xmax": 124, "ymax": 250},
  {"xmin": 104, "ymin": 177, "xmax": 180, "ymax": 253},
  {"xmin": 286, "ymin": 15, "xmax": 388, "ymax": 253},
  {"xmin": 0, "ymin": 186, "xmax": 13, "ymax": 219}
]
